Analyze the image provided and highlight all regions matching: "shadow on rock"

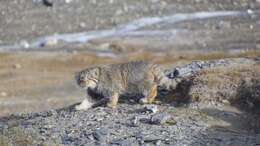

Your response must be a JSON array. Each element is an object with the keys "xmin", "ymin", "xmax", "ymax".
[
  {"xmin": 189, "ymin": 107, "xmax": 260, "ymax": 146},
  {"xmin": 230, "ymin": 75, "xmax": 260, "ymax": 113},
  {"xmin": 157, "ymin": 76, "xmax": 196, "ymax": 106}
]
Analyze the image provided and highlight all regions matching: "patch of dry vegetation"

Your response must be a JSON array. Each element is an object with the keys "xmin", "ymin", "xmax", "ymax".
[{"xmin": 177, "ymin": 63, "xmax": 260, "ymax": 110}]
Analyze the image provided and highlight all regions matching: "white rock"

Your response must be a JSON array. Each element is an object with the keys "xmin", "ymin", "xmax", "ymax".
[
  {"xmin": 144, "ymin": 104, "xmax": 159, "ymax": 113},
  {"xmin": 115, "ymin": 9, "xmax": 123, "ymax": 16},
  {"xmin": 90, "ymin": 0, "xmax": 96, "ymax": 4},
  {"xmin": 97, "ymin": 43, "xmax": 111, "ymax": 51},
  {"xmin": 109, "ymin": 0, "xmax": 114, "ymax": 4},
  {"xmin": 123, "ymin": 5, "xmax": 128, "ymax": 12},
  {"xmin": 13, "ymin": 64, "xmax": 22, "ymax": 69},
  {"xmin": 250, "ymin": 25, "xmax": 254, "ymax": 29},
  {"xmin": 79, "ymin": 22, "xmax": 86, "ymax": 28},
  {"xmin": 75, "ymin": 99, "xmax": 93, "ymax": 110},
  {"xmin": 160, "ymin": 1, "xmax": 167, "ymax": 8},
  {"xmin": 20, "ymin": 40, "xmax": 30, "ymax": 48},
  {"xmin": 65, "ymin": 0, "xmax": 72, "ymax": 3},
  {"xmin": 222, "ymin": 99, "xmax": 230, "ymax": 104},
  {"xmin": 0, "ymin": 92, "xmax": 7, "ymax": 97},
  {"xmin": 43, "ymin": 39, "xmax": 58, "ymax": 47},
  {"xmin": 247, "ymin": 9, "xmax": 254, "ymax": 14},
  {"xmin": 72, "ymin": 50, "xmax": 78, "ymax": 54}
]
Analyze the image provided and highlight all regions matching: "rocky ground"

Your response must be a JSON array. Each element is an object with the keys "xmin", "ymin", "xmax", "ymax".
[
  {"xmin": 0, "ymin": 0, "xmax": 260, "ymax": 117},
  {"xmin": 0, "ymin": 58, "xmax": 259, "ymax": 146}
]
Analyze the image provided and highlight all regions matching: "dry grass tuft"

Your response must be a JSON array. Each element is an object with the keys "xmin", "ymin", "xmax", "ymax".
[
  {"xmin": 163, "ymin": 62, "xmax": 260, "ymax": 111},
  {"xmin": 188, "ymin": 63, "xmax": 260, "ymax": 109},
  {"xmin": 198, "ymin": 64, "xmax": 259, "ymax": 88}
]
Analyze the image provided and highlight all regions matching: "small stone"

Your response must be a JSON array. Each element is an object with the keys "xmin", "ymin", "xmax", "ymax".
[
  {"xmin": 150, "ymin": 113, "xmax": 176, "ymax": 125},
  {"xmin": 250, "ymin": 25, "xmax": 254, "ymax": 29},
  {"xmin": 144, "ymin": 104, "xmax": 159, "ymax": 113},
  {"xmin": 129, "ymin": 99, "xmax": 135, "ymax": 103},
  {"xmin": 109, "ymin": 0, "xmax": 114, "ymax": 4},
  {"xmin": 90, "ymin": 0, "xmax": 96, "ymax": 4},
  {"xmin": 115, "ymin": 9, "xmax": 123, "ymax": 16},
  {"xmin": 151, "ymin": 0, "xmax": 159, "ymax": 3},
  {"xmin": 96, "ymin": 43, "xmax": 111, "ymax": 51},
  {"xmin": 65, "ymin": 0, "xmax": 72, "ymax": 3},
  {"xmin": 95, "ymin": 117, "xmax": 104, "ymax": 122},
  {"xmin": 222, "ymin": 99, "xmax": 230, "ymax": 104},
  {"xmin": 13, "ymin": 64, "xmax": 21, "ymax": 69},
  {"xmin": 72, "ymin": 50, "xmax": 78, "ymax": 54},
  {"xmin": 164, "ymin": 118, "xmax": 177, "ymax": 125},
  {"xmin": 111, "ymin": 138, "xmax": 132, "ymax": 145},
  {"xmin": 20, "ymin": 40, "xmax": 30, "ymax": 48},
  {"xmin": 47, "ymin": 109, "xmax": 57, "ymax": 116},
  {"xmin": 79, "ymin": 22, "xmax": 86, "ymax": 28},
  {"xmin": 202, "ymin": 43, "xmax": 207, "ymax": 47},
  {"xmin": 160, "ymin": 1, "xmax": 167, "ymax": 8},
  {"xmin": 151, "ymin": 113, "xmax": 168, "ymax": 124},
  {"xmin": 130, "ymin": 115, "xmax": 150, "ymax": 126},
  {"xmin": 155, "ymin": 140, "xmax": 162, "ymax": 145},
  {"xmin": 195, "ymin": 0, "xmax": 202, "ymax": 2},
  {"xmin": 0, "ymin": 92, "xmax": 7, "ymax": 97},
  {"xmin": 143, "ymin": 135, "xmax": 162, "ymax": 143},
  {"xmin": 33, "ymin": 0, "xmax": 42, "ymax": 3},
  {"xmin": 247, "ymin": 9, "xmax": 254, "ymax": 14},
  {"xmin": 130, "ymin": 116, "xmax": 139, "ymax": 127},
  {"xmin": 136, "ymin": 133, "xmax": 145, "ymax": 144},
  {"xmin": 93, "ymin": 128, "xmax": 108, "ymax": 142},
  {"xmin": 86, "ymin": 134, "xmax": 95, "ymax": 140},
  {"xmin": 123, "ymin": 5, "xmax": 128, "ymax": 12},
  {"xmin": 42, "ymin": 39, "xmax": 58, "ymax": 47}
]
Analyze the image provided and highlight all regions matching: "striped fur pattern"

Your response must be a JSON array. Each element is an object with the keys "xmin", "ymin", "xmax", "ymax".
[{"xmin": 75, "ymin": 61, "xmax": 178, "ymax": 110}]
